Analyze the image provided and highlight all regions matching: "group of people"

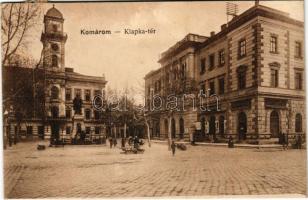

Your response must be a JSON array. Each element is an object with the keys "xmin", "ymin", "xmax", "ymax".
[
  {"xmin": 108, "ymin": 137, "xmax": 117, "ymax": 148},
  {"xmin": 109, "ymin": 136, "xmax": 142, "ymax": 149}
]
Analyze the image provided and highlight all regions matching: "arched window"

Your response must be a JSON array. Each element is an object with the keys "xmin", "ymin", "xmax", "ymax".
[
  {"xmin": 295, "ymin": 113, "xmax": 302, "ymax": 132},
  {"xmin": 52, "ymin": 55, "xmax": 58, "ymax": 67},
  {"xmin": 51, "ymin": 86, "xmax": 59, "ymax": 100}
]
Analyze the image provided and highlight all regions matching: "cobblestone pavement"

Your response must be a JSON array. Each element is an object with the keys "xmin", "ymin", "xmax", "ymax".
[{"xmin": 4, "ymin": 141, "xmax": 306, "ymax": 198}]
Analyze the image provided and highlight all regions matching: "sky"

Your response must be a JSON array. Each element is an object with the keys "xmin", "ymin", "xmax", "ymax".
[{"xmin": 27, "ymin": 1, "xmax": 304, "ymax": 95}]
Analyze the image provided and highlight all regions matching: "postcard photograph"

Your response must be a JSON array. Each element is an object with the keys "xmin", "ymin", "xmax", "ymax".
[{"xmin": 1, "ymin": 0, "xmax": 306, "ymax": 198}]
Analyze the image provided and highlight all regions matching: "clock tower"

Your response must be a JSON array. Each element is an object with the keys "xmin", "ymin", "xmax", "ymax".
[{"xmin": 41, "ymin": 5, "xmax": 67, "ymax": 72}]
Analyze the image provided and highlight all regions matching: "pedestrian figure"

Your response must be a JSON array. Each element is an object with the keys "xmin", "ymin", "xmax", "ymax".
[
  {"xmin": 228, "ymin": 136, "xmax": 234, "ymax": 148},
  {"xmin": 133, "ymin": 136, "xmax": 139, "ymax": 149},
  {"xmin": 171, "ymin": 141, "xmax": 176, "ymax": 156},
  {"xmin": 109, "ymin": 137, "xmax": 113, "ymax": 148},
  {"xmin": 281, "ymin": 132, "xmax": 286, "ymax": 150},
  {"xmin": 113, "ymin": 137, "xmax": 117, "ymax": 147},
  {"xmin": 285, "ymin": 132, "xmax": 289, "ymax": 150},
  {"xmin": 121, "ymin": 137, "xmax": 125, "ymax": 148}
]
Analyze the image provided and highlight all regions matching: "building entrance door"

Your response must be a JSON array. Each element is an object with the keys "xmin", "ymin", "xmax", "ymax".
[
  {"xmin": 238, "ymin": 112, "xmax": 247, "ymax": 140},
  {"xmin": 270, "ymin": 111, "xmax": 279, "ymax": 138}
]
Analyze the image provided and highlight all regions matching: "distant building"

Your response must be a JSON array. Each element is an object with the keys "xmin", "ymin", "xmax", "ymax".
[
  {"xmin": 144, "ymin": 4, "xmax": 305, "ymax": 143},
  {"xmin": 4, "ymin": 6, "xmax": 107, "ymax": 144}
]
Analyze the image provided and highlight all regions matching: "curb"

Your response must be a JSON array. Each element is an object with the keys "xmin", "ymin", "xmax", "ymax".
[{"xmin": 151, "ymin": 140, "xmax": 283, "ymax": 149}]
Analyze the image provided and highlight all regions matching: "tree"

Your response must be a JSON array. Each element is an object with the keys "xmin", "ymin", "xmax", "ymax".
[{"xmin": 2, "ymin": 3, "xmax": 41, "ymax": 66}]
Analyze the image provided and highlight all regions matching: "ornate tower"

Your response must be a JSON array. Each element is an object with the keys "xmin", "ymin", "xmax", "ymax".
[
  {"xmin": 41, "ymin": 5, "xmax": 67, "ymax": 72},
  {"xmin": 40, "ymin": 5, "xmax": 67, "ymax": 137}
]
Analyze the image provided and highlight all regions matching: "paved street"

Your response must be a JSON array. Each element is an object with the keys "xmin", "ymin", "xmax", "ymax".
[{"xmin": 4, "ymin": 141, "xmax": 306, "ymax": 198}]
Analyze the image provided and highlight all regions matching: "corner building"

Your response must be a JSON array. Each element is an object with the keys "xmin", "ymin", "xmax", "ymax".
[
  {"xmin": 145, "ymin": 5, "xmax": 305, "ymax": 143},
  {"xmin": 7, "ymin": 6, "xmax": 107, "ymax": 143}
]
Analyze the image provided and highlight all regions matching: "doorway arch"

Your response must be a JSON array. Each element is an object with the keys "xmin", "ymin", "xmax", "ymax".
[
  {"xmin": 270, "ymin": 110, "xmax": 280, "ymax": 138},
  {"xmin": 238, "ymin": 112, "xmax": 247, "ymax": 140}
]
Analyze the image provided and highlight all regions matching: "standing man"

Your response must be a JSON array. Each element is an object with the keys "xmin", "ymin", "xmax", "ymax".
[
  {"xmin": 171, "ymin": 141, "xmax": 176, "ymax": 156},
  {"xmin": 109, "ymin": 137, "xmax": 113, "ymax": 148}
]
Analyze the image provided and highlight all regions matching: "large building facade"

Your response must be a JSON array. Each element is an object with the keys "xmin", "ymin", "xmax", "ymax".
[
  {"xmin": 5, "ymin": 6, "xmax": 107, "ymax": 144},
  {"xmin": 145, "ymin": 4, "xmax": 305, "ymax": 143}
]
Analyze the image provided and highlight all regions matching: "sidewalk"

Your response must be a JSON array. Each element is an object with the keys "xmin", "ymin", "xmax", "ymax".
[{"xmin": 151, "ymin": 139, "xmax": 283, "ymax": 149}]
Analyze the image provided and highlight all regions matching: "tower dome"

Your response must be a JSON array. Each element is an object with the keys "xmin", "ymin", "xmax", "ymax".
[{"xmin": 45, "ymin": 5, "xmax": 63, "ymax": 19}]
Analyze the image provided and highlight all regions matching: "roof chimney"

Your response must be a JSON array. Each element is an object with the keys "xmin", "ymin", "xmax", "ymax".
[
  {"xmin": 210, "ymin": 31, "xmax": 215, "ymax": 37},
  {"xmin": 221, "ymin": 24, "xmax": 227, "ymax": 31}
]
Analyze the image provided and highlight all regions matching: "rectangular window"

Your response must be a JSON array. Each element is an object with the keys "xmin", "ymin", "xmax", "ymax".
[
  {"xmin": 209, "ymin": 54, "xmax": 215, "ymax": 70},
  {"xmin": 200, "ymin": 58, "xmax": 206, "ymax": 74},
  {"xmin": 66, "ymin": 109, "xmax": 71, "ymax": 119},
  {"xmin": 66, "ymin": 126, "xmax": 71, "ymax": 135},
  {"xmin": 270, "ymin": 69, "xmax": 279, "ymax": 87},
  {"xmin": 219, "ymin": 50, "xmax": 225, "ymax": 66},
  {"xmin": 85, "ymin": 89, "xmax": 91, "ymax": 101},
  {"xmin": 209, "ymin": 81, "xmax": 215, "ymax": 95},
  {"xmin": 238, "ymin": 39, "xmax": 246, "ymax": 58},
  {"xmin": 75, "ymin": 89, "xmax": 81, "ymax": 98},
  {"xmin": 270, "ymin": 35, "xmax": 278, "ymax": 53},
  {"xmin": 238, "ymin": 71, "xmax": 246, "ymax": 89},
  {"xmin": 295, "ymin": 41, "xmax": 302, "ymax": 58},
  {"xmin": 94, "ymin": 110, "xmax": 100, "ymax": 120},
  {"xmin": 85, "ymin": 127, "xmax": 91, "ymax": 135},
  {"xmin": 85, "ymin": 109, "xmax": 91, "ymax": 119},
  {"xmin": 218, "ymin": 78, "xmax": 225, "ymax": 94},
  {"xmin": 200, "ymin": 83, "xmax": 206, "ymax": 94},
  {"xmin": 295, "ymin": 72, "xmax": 303, "ymax": 90},
  {"xmin": 65, "ymin": 88, "xmax": 71, "ymax": 100},
  {"xmin": 95, "ymin": 127, "xmax": 100, "ymax": 134}
]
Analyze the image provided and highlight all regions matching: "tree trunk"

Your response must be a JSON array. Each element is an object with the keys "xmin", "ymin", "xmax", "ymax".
[
  {"xmin": 145, "ymin": 120, "xmax": 151, "ymax": 147},
  {"xmin": 168, "ymin": 117, "xmax": 171, "ymax": 150},
  {"xmin": 124, "ymin": 123, "xmax": 127, "ymax": 138}
]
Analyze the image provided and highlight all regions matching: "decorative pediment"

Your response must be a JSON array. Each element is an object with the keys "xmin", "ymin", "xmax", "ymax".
[{"xmin": 269, "ymin": 62, "xmax": 280, "ymax": 69}]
